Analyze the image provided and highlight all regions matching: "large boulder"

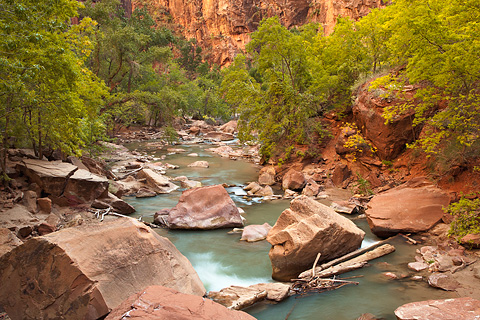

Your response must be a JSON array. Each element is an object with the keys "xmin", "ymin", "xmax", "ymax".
[
  {"xmin": 365, "ymin": 178, "xmax": 451, "ymax": 238},
  {"xmin": 167, "ymin": 185, "xmax": 244, "ymax": 229},
  {"xmin": 352, "ymin": 84, "xmax": 423, "ymax": 160},
  {"xmin": 267, "ymin": 196, "xmax": 365, "ymax": 281},
  {"xmin": 106, "ymin": 285, "xmax": 255, "ymax": 320},
  {"xmin": 0, "ymin": 218, "xmax": 205, "ymax": 320},
  {"xmin": 394, "ymin": 297, "xmax": 480, "ymax": 320},
  {"xmin": 136, "ymin": 169, "xmax": 178, "ymax": 194},
  {"xmin": 282, "ymin": 169, "xmax": 306, "ymax": 191},
  {"xmin": 258, "ymin": 166, "xmax": 276, "ymax": 185},
  {"xmin": 17, "ymin": 159, "xmax": 77, "ymax": 197},
  {"xmin": 62, "ymin": 169, "xmax": 109, "ymax": 205},
  {"xmin": 219, "ymin": 120, "xmax": 238, "ymax": 134}
]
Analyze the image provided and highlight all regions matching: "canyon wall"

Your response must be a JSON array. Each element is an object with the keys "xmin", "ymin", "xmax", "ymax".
[{"xmin": 134, "ymin": 0, "xmax": 385, "ymax": 65}]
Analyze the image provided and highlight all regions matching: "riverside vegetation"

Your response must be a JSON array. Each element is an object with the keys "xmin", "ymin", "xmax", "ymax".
[
  {"xmin": 0, "ymin": 0, "xmax": 480, "ymax": 245},
  {"xmin": 1, "ymin": 0, "xmax": 480, "ymax": 266}
]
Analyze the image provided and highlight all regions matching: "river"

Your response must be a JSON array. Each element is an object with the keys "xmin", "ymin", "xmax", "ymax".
[{"xmin": 124, "ymin": 142, "xmax": 455, "ymax": 320}]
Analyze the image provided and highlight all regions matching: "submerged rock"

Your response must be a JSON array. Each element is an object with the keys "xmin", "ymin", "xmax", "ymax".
[
  {"xmin": 106, "ymin": 285, "xmax": 255, "ymax": 320},
  {"xmin": 240, "ymin": 223, "xmax": 272, "ymax": 242},
  {"xmin": 188, "ymin": 160, "xmax": 210, "ymax": 168},
  {"xmin": 267, "ymin": 195, "xmax": 365, "ymax": 281},
  {"xmin": 167, "ymin": 185, "xmax": 244, "ymax": 229},
  {"xmin": 366, "ymin": 178, "xmax": 450, "ymax": 237},
  {"xmin": 395, "ymin": 297, "xmax": 480, "ymax": 320},
  {"xmin": 0, "ymin": 218, "xmax": 205, "ymax": 320}
]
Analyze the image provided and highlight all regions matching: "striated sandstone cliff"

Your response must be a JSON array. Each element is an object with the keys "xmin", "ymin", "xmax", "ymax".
[{"xmin": 133, "ymin": 0, "xmax": 385, "ymax": 65}]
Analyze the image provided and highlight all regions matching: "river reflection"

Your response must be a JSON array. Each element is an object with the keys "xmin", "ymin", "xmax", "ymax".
[{"xmin": 124, "ymin": 141, "xmax": 455, "ymax": 320}]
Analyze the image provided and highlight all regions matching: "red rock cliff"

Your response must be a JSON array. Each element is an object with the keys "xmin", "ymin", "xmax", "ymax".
[{"xmin": 134, "ymin": 0, "xmax": 385, "ymax": 65}]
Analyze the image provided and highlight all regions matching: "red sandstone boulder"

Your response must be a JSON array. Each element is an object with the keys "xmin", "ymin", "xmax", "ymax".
[
  {"xmin": 240, "ymin": 223, "xmax": 272, "ymax": 242},
  {"xmin": 282, "ymin": 169, "xmax": 306, "ymax": 191},
  {"xmin": 17, "ymin": 159, "xmax": 77, "ymax": 197},
  {"xmin": 352, "ymin": 84, "xmax": 423, "ymax": 160},
  {"xmin": 365, "ymin": 178, "xmax": 450, "ymax": 238},
  {"xmin": 136, "ymin": 168, "xmax": 178, "ymax": 194},
  {"xmin": 258, "ymin": 166, "xmax": 276, "ymax": 185},
  {"xmin": 394, "ymin": 297, "xmax": 480, "ymax": 320},
  {"xmin": 106, "ymin": 285, "xmax": 255, "ymax": 320},
  {"xmin": 63, "ymin": 169, "xmax": 109, "ymax": 205},
  {"xmin": 267, "ymin": 196, "xmax": 365, "ymax": 281},
  {"xmin": 167, "ymin": 185, "xmax": 244, "ymax": 229},
  {"xmin": 0, "ymin": 218, "xmax": 205, "ymax": 320},
  {"xmin": 220, "ymin": 120, "xmax": 238, "ymax": 134},
  {"xmin": 331, "ymin": 163, "xmax": 351, "ymax": 187}
]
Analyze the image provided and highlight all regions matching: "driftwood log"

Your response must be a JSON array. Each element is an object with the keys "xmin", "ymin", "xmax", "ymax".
[
  {"xmin": 298, "ymin": 244, "xmax": 396, "ymax": 279},
  {"xmin": 290, "ymin": 242, "xmax": 396, "ymax": 296}
]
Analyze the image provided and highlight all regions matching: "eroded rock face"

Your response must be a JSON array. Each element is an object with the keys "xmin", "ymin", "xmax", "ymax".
[
  {"xmin": 106, "ymin": 285, "xmax": 256, "ymax": 320},
  {"xmin": 133, "ymin": 0, "xmax": 384, "ymax": 66},
  {"xmin": 365, "ymin": 178, "xmax": 451, "ymax": 238},
  {"xmin": 0, "ymin": 218, "xmax": 205, "ymax": 320},
  {"xmin": 267, "ymin": 195, "xmax": 365, "ymax": 281},
  {"xmin": 394, "ymin": 297, "xmax": 480, "ymax": 320},
  {"xmin": 167, "ymin": 185, "xmax": 244, "ymax": 229},
  {"xmin": 352, "ymin": 83, "xmax": 423, "ymax": 160}
]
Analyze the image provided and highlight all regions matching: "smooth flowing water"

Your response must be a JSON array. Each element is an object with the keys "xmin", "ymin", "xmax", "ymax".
[{"xmin": 124, "ymin": 142, "xmax": 455, "ymax": 320}]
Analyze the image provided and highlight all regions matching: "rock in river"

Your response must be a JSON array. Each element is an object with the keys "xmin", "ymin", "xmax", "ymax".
[
  {"xmin": 365, "ymin": 178, "xmax": 450, "ymax": 237},
  {"xmin": 240, "ymin": 223, "xmax": 272, "ymax": 242},
  {"xmin": 167, "ymin": 185, "xmax": 244, "ymax": 229},
  {"xmin": 395, "ymin": 297, "xmax": 480, "ymax": 320},
  {"xmin": 0, "ymin": 218, "xmax": 205, "ymax": 320},
  {"xmin": 267, "ymin": 195, "xmax": 365, "ymax": 281},
  {"xmin": 106, "ymin": 285, "xmax": 255, "ymax": 320}
]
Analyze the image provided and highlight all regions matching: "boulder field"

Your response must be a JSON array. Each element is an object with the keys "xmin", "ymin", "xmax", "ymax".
[{"xmin": 0, "ymin": 218, "xmax": 205, "ymax": 320}]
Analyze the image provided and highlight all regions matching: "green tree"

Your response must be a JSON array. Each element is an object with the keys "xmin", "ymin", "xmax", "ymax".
[
  {"xmin": 370, "ymin": 0, "xmax": 480, "ymax": 163},
  {"xmin": 0, "ymin": 0, "xmax": 108, "ymax": 177}
]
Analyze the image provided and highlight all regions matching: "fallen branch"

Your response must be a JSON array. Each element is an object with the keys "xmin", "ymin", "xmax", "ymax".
[
  {"xmin": 90, "ymin": 207, "xmax": 159, "ymax": 228},
  {"xmin": 313, "ymin": 234, "xmax": 399, "ymax": 273},
  {"xmin": 311, "ymin": 253, "xmax": 321, "ymax": 278},
  {"xmin": 299, "ymin": 244, "xmax": 396, "ymax": 279},
  {"xmin": 290, "ymin": 276, "xmax": 359, "ymax": 296},
  {"xmin": 400, "ymin": 233, "xmax": 418, "ymax": 245}
]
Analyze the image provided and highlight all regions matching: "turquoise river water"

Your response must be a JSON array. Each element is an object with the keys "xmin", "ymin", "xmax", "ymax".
[{"xmin": 124, "ymin": 142, "xmax": 455, "ymax": 320}]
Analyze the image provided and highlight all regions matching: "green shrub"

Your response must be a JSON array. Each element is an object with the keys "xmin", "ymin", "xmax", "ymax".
[{"xmin": 447, "ymin": 197, "xmax": 480, "ymax": 239}]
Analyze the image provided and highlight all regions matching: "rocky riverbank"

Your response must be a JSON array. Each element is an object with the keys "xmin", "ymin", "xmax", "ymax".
[{"xmin": 1, "ymin": 118, "xmax": 480, "ymax": 319}]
